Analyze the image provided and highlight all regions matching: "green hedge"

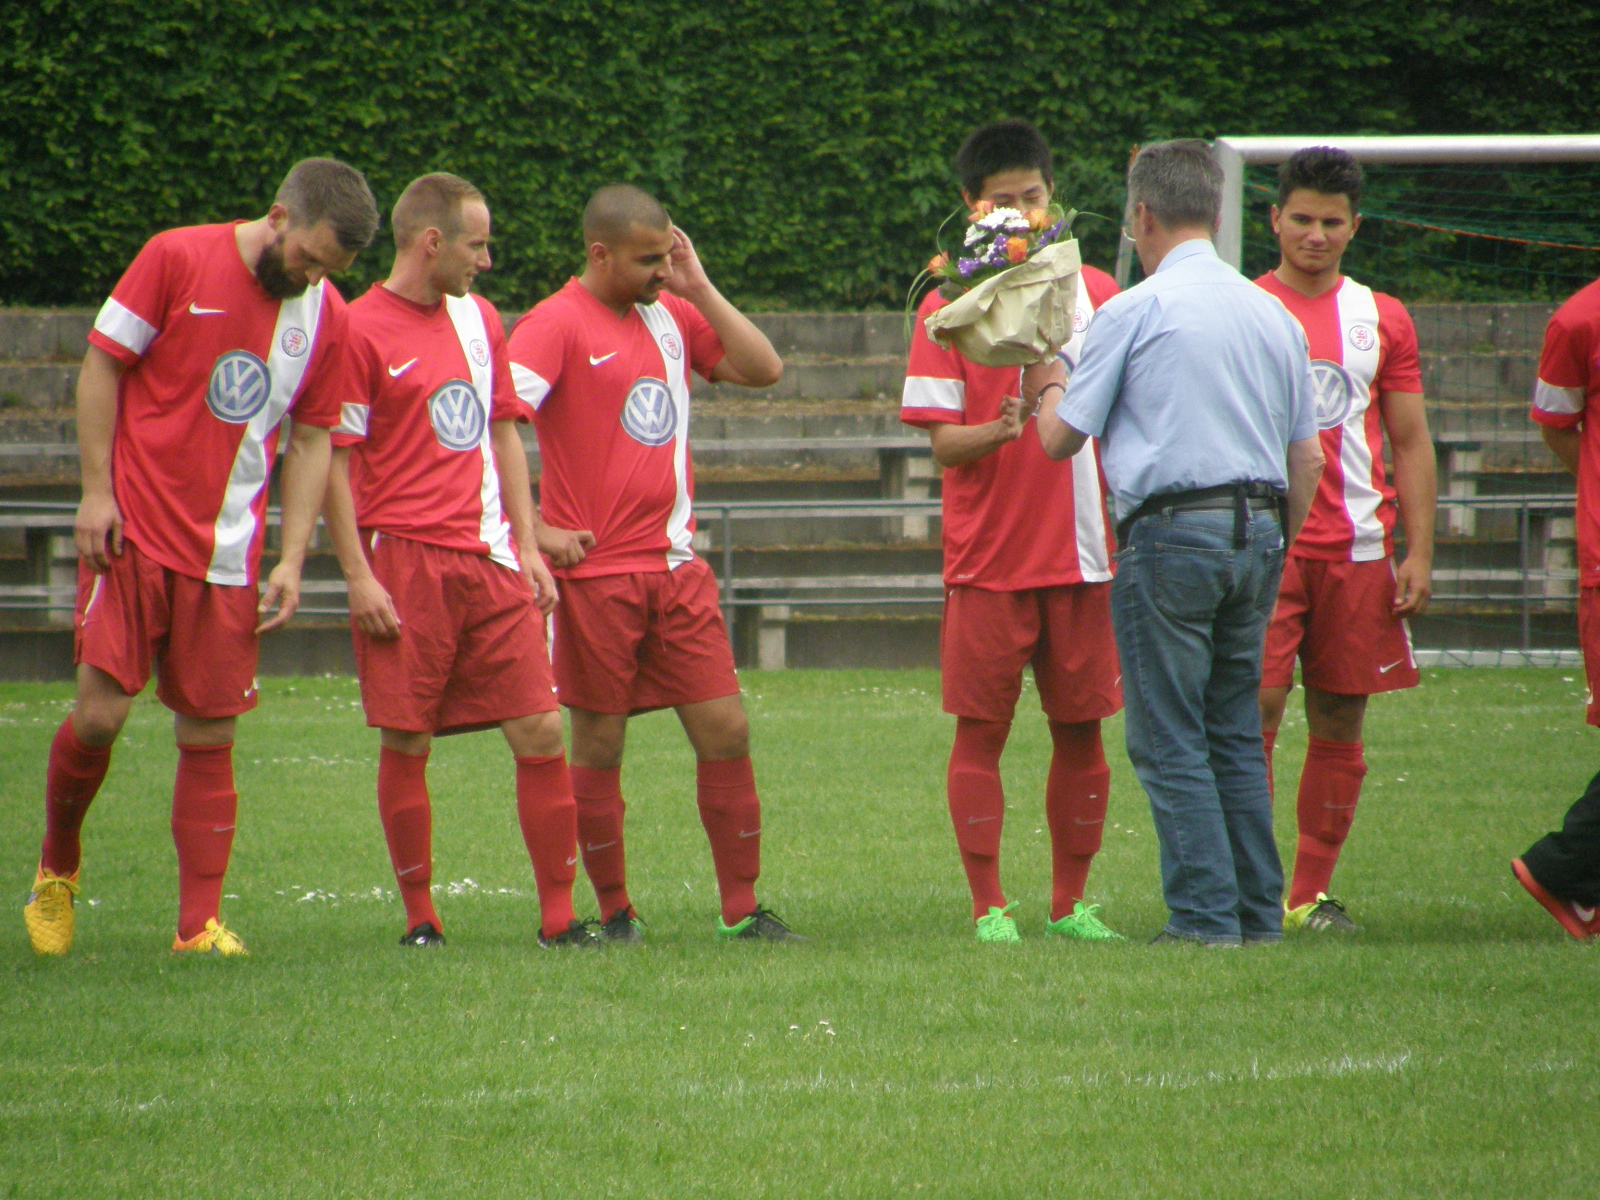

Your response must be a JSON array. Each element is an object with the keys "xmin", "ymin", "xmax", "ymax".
[{"xmin": 3, "ymin": 1, "xmax": 1597, "ymax": 311}]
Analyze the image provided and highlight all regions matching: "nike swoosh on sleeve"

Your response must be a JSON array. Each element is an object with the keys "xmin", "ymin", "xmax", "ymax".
[
  {"xmin": 589, "ymin": 352, "xmax": 618, "ymax": 366},
  {"xmin": 388, "ymin": 359, "xmax": 418, "ymax": 377},
  {"xmin": 188, "ymin": 303, "xmax": 225, "ymax": 315}
]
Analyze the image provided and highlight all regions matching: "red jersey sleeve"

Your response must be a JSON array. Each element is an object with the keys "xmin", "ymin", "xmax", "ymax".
[
  {"xmin": 506, "ymin": 306, "xmax": 568, "ymax": 416},
  {"xmin": 88, "ymin": 230, "xmax": 179, "ymax": 365},
  {"xmin": 329, "ymin": 318, "xmax": 378, "ymax": 448},
  {"xmin": 290, "ymin": 285, "xmax": 349, "ymax": 429},
  {"xmin": 1080, "ymin": 264, "xmax": 1121, "ymax": 308},
  {"xmin": 1375, "ymin": 293, "xmax": 1423, "ymax": 394},
  {"xmin": 901, "ymin": 291, "xmax": 969, "ymax": 428},
  {"xmin": 480, "ymin": 299, "xmax": 524, "ymax": 423},
  {"xmin": 1539, "ymin": 310, "xmax": 1593, "ymax": 389}
]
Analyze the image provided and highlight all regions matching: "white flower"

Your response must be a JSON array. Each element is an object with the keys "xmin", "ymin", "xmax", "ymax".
[{"xmin": 977, "ymin": 206, "xmax": 1027, "ymax": 231}]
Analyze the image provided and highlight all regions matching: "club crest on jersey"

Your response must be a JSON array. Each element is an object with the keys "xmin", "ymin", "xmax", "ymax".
[
  {"xmin": 1347, "ymin": 323, "xmax": 1377, "ymax": 353},
  {"xmin": 280, "ymin": 327, "xmax": 309, "ymax": 358},
  {"xmin": 469, "ymin": 338, "xmax": 489, "ymax": 367},
  {"xmin": 1073, "ymin": 304, "xmax": 1090, "ymax": 334},
  {"xmin": 205, "ymin": 350, "xmax": 272, "ymax": 424},
  {"xmin": 428, "ymin": 379, "xmax": 485, "ymax": 450},
  {"xmin": 1309, "ymin": 360, "xmax": 1360, "ymax": 430},
  {"xmin": 659, "ymin": 332, "xmax": 683, "ymax": 361},
  {"xmin": 621, "ymin": 377, "xmax": 677, "ymax": 447}
]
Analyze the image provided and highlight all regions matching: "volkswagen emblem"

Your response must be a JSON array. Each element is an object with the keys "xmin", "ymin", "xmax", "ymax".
[
  {"xmin": 621, "ymin": 377, "xmax": 677, "ymax": 447},
  {"xmin": 205, "ymin": 351, "xmax": 272, "ymax": 424},
  {"xmin": 428, "ymin": 379, "xmax": 485, "ymax": 451},
  {"xmin": 1309, "ymin": 360, "xmax": 1359, "ymax": 430}
]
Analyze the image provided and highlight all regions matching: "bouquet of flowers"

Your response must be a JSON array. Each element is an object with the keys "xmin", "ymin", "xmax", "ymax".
[{"xmin": 910, "ymin": 201, "xmax": 1085, "ymax": 368}]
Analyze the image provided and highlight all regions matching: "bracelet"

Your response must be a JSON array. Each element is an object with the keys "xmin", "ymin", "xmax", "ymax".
[{"xmin": 1036, "ymin": 382, "xmax": 1065, "ymax": 406}]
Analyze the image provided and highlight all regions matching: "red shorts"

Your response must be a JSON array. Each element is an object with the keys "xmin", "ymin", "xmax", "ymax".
[
  {"xmin": 1262, "ymin": 555, "xmax": 1419, "ymax": 694},
  {"xmin": 353, "ymin": 533, "xmax": 557, "ymax": 734},
  {"xmin": 940, "ymin": 582, "xmax": 1122, "ymax": 724},
  {"xmin": 74, "ymin": 539, "xmax": 260, "ymax": 719},
  {"xmin": 1579, "ymin": 587, "xmax": 1600, "ymax": 727},
  {"xmin": 552, "ymin": 557, "xmax": 738, "ymax": 714}
]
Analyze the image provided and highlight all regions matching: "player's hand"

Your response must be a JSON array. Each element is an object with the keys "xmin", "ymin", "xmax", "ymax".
[
  {"xmin": 997, "ymin": 395, "xmax": 1026, "ymax": 440},
  {"xmin": 256, "ymin": 561, "xmax": 305, "ymax": 634},
  {"xmin": 345, "ymin": 572, "xmax": 401, "ymax": 639},
  {"xmin": 74, "ymin": 488, "xmax": 123, "ymax": 572},
  {"xmin": 1392, "ymin": 556, "xmax": 1433, "ymax": 617},
  {"xmin": 524, "ymin": 555, "xmax": 559, "ymax": 616},
  {"xmin": 663, "ymin": 225, "xmax": 712, "ymax": 297},
  {"xmin": 537, "ymin": 525, "xmax": 594, "ymax": 569}
]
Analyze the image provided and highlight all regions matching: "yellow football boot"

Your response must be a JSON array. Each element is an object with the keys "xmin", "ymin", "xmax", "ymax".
[
  {"xmin": 171, "ymin": 918, "xmax": 248, "ymax": 956},
  {"xmin": 24, "ymin": 865, "xmax": 80, "ymax": 955}
]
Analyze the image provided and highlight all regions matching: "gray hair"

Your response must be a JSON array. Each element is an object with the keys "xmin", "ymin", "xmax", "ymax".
[{"xmin": 1126, "ymin": 139, "xmax": 1223, "ymax": 231}]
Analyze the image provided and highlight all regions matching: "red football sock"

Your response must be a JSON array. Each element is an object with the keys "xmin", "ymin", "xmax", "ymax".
[
  {"xmin": 571, "ymin": 765, "xmax": 630, "ymax": 921},
  {"xmin": 515, "ymin": 754, "xmax": 579, "ymax": 938},
  {"xmin": 1045, "ymin": 719, "xmax": 1110, "ymax": 921},
  {"xmin": 171, "ymin": 743, "xmax": 238, "ymax": 941},
  {"xmin": 1288, "ymin": 737, "xmax": 1367, "ymax": 909},
  {"xmin": 377, "ymin": 745, "xmax": 439, "ymax": 934},
  {"xmin": 948, "ymin": 717, "xmax": 1009, "ymax": 920},
  {"xmin": 1262, "ymin": 727, "xmax": 1278, "ymax": 804},
  {"xmin": 40, "ymin": 716, "xmax": 112, "ymax": 876},
  {"xmin": 696, "ymin": 756, "xmax": 761, "ymax": 926}
]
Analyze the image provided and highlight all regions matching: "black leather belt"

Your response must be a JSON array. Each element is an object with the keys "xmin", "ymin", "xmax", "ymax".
[{"xmin": 1117, "ymin": 482, "xmax": 1286, "ymax": 549}]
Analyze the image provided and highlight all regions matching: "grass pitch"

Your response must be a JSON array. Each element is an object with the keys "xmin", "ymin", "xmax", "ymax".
[{"xmin": 2, "ymin": 668, "xmax": 1597, "ymax": 1199}]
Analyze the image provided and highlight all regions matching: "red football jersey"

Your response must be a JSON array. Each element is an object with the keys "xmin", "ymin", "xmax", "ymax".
[
  {"xmin": 87, "ymin": 222, "xmax": 347, "ymax": 585},
  {"xmin": 507, "ymin": 279, "xmax": 724, "ymax": 578},
  {"xmin": 900, "ymin": 264, "xmax": 1119, "ymax": 591},
  {"xmin": 1530, "ymin": 277, "xmax": 1600, "ymax": 582},
  {"xmin": 331, "ymin": 285, "xmax": 525, "ymax": 568},
  {"xmin": 1255, "ymin": 273, "xmax": 1423, "ymax": 563}
]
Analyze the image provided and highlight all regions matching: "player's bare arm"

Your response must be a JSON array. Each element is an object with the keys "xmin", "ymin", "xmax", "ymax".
[
  {"xmin": 1542, "ymin": 423, "xmax": 1581, "ymax": 475},
  {"xmin": 1036, "ymin": 402, "xmax": 1089, "ymax": 461},
  {"xmin": 533, "ymin": 518, "xmax": 595, "ymax": 569},
  {"xmin": 73, "ymin": 344, "xmax": 126, "ymax": 570},
  {"xmin": 258, "ymin": 421, "xmax": 331, "ymax": 634},
  {"xmin": 1381, "ymin": 390, "xmax": 1437, "ymax": 616},
  {"xmin": 663, "ymin": 226, "xmax": 783, "ymax": 388},
  {"xmin": 1285, "ymin": 435, "xmax": 1327, "ymax": 540},
  {"xmin": 489, "ymin": 419, "xmax": 558, "ymax": 614},
  {"xmin": 321, "ymin": 446, "xmax": 402, "ymax": 638},
  {"xmin": 927, "ymin": 398, "xmax": 1025, "ymax": 467}
]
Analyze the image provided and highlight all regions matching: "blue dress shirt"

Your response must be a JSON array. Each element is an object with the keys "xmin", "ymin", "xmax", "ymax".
[{"xmin": 1056, "ymin": 238, "xmax": 1316, "ymax": 520}]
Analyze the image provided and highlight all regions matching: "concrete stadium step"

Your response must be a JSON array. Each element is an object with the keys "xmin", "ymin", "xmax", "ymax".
[{"xmin": 1410, "ymin": 303, "xmax": 1558, "ymax": 354}]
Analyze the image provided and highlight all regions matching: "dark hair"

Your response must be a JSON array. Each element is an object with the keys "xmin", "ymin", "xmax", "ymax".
[
  {"xmin": 582, "ymin": 183, "xmax": 670, "ymax": 245},
  {"xmin": 1126, "ymin": 139, "xmax": 1223, "ymax": 230},
  {"xmin": 274, "ymin": 158, "xmax": 380, "ymax": 251},
  {"xmin": 1276, "ymin": 146, "xmax": 1363, "ymax": 211},
  {"xmin": 953, "ymin": 119, "xmax": 1053, "ymax": 198},
  {"xmin": 391, "ymin": 172, "xmax": 486, "ymax": 250}
]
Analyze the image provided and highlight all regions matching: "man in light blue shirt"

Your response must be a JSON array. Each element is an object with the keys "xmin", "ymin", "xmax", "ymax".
[{"xmin": 1036, "ymin": 139, "xmax": 1324, "ymax": 946}]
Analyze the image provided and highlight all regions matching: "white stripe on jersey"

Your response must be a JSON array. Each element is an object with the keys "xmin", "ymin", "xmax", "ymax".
[
  {"xmin": 511, "ymin": 363, "xmax": 553, "ymax": 410},
  {"xmin": 334, "ymin": 401, "xmax": 369, "ymax": 438},
  {"xmin": 636, "ymin": 302, "xmax": 695, "ymax": 569},
  {"xmin": 206, "ymin": 282, "xmax": 323, "ymax": 585},
  {"xmin": 1334, "ymin": 280, "xmax": 1386, "ymax": 562},
  {"xmin": 1534, "ymin": 378, "xmax": 1585, "ymax": 415},
  {"xmin": 1062, "ymin": 278, "xmax": 1111, "ymax": 580},
  {"xmin": 445, "ymin": 295, "xmax": 518, "ymax": 572},
  {"xmin": 93, "ymin": 297, "xmax": 159, "ymax": 358},
  {"xmin": 901, "ymin": 376, "xmax": 965, "ymax": 412}
]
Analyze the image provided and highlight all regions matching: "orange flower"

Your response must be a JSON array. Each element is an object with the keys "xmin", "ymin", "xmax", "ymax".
[
  {"xmin": 1025, "ymin": 208, "xmax": 1051, "ymax": 231},
  {"xmin": 967, "ymin": 200, "xmax": 995, "ymax": 221},
  {"xmin": 1005, "ymin": 237, "xmax": 1029, "ymax": 264},
  {"xmin": 927, "ymin": 252, "xmax": 949, "ymax": 273}
]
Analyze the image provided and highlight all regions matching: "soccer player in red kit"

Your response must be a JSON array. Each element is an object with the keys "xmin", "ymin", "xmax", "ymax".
[
  {"xmin": 507, "ymin": 184, "xmax": 801, "ymax": 943},
  {"xmin": 22, "ymin": 158, "xmax": 379, "ymax": 956},
  {"xmin": 1513, "ymin": 273, "xmax": 1600, "ymax": 939},
  {"xmin": 1254, "ymin": 147, "xmax": 1437, "ymax": 932},
  {"xmin": 902, "ymin": 120, "xmax": 1124, "ymax": 943},
  {"xmin": 322, "ymin": 174, "xmax": 591, "ymax": 949}
]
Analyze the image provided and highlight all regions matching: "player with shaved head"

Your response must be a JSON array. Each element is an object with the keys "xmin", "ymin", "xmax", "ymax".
[
  {"xmin": 23, "ymin": 157, "xmax": 378, "ymax": 957},
  {"xmin": 507, "ymin": 183, "xmax": 803, "ymax": 942},
  {"xmin": 321, "ymin": 172, "xmax": 593, "ymax": 949}
]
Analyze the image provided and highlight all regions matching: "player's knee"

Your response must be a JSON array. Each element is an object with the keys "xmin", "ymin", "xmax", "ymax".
[
  {"xmin": 1258, "ymin": 687, "xmax": 1290, "ymax": 732},
  {"xmin": 505, "ymin": 711, "xmax": 565, "ymax": 759},
  {"xmin": 707, "ymin": 712, "xmax": 749, "ymax": 760},
  {"xmin": 71, "ymin": 703, "xmax": 127, "ymax": 748}
]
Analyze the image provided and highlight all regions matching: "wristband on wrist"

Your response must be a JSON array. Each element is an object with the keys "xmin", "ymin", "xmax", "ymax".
[{"xmin": 1036, "ymin": 382, "xmax": 1066, "ymax": 408}]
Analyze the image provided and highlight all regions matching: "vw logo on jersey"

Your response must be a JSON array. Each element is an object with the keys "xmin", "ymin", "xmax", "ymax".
[
  {"xmin": 621, "ymin": 377, "xmax": 677, "ymax": 447},
  {"xmin": 280, "ymin": 327, "xmax": 309, "ymax": 358},
  {"xmin": 1348, "ymin": 323, "xmax": 1377, "ymax": 353},
  {"xmin": 205, "ymin": 350, "xmax": 272, "ymax": 424},
  {"xmin": 428, "ymin": 379, "xmax": 486, "ymax": 451},
  {"xmin": 1309, "ymin": 359, "xmax": 1360, "ymax": 430}
]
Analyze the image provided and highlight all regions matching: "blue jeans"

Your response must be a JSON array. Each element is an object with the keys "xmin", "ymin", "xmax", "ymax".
[{"xmin": 1111, "ymin": 507, "xmax": 1285, "ymax": 944}]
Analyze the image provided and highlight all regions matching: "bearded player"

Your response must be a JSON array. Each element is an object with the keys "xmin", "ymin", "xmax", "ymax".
[
  {"xmin": 902, "ymin": 119, "xmax": 1124, "ymax": 944},
  {"xmin": 322, "ymin": 173, "xmax": 592, "ymax": 949},
  {"xmin": 507, "ymin": 184, "xmax": 800, "ymax": 943},
  {"xmin": 1513, "ymin": 273, "xmax": 1600, "ymax": 939},
  {"xmin": 1254, "ymin": 147, "xmax": 1436, "ymax": 932},
  {"xmin": 22, "ymin": 158, "xmax": 379, "ymax": 956}
]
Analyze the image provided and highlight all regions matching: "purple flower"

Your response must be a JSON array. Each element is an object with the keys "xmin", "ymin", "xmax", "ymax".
[{"xmin": 958, "ymin": 257, "xmax": 978, "ymax": 277}]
